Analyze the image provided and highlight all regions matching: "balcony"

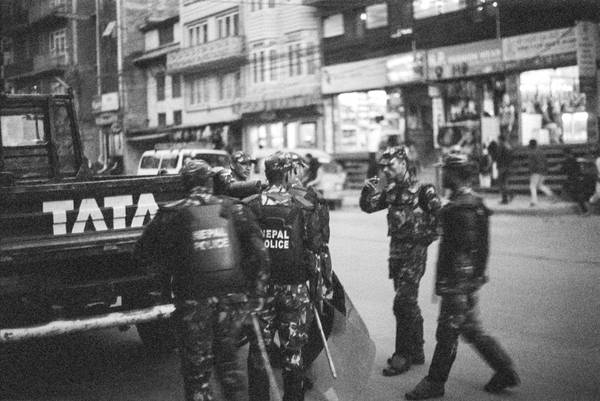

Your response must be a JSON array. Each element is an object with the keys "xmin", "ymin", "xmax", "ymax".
[
  {"xmin": 3, "ymin": 59, "xmax": 34, "ymax": 78},
  {"xmin": 33, "ymin": 53, "xmax": 69, "ymax": 74},
  {"xmin": 28, "ymin": 0, "xmax": 70, "ymax": 26},
  {"xmin": 167, "ymin": 36, "xmax": 246, "ymax": 74}
]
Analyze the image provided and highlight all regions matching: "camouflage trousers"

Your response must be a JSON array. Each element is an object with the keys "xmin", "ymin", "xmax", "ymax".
[
  {"xmin": 389, "ymin": 241, "xmax": 428, "ymax": 362},
  {"xmin": 174, "ymin": 295, "xmax": 249, "ymax": 401},
  {"xmin": 249, "ymin": 283, "xmax": 312, "ymax": 401},
  {"xmin": 428, "ymin": 293, "xmax": 514, "ymax": 383}
]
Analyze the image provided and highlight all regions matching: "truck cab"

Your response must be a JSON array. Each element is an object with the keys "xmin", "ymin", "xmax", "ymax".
[{"xmin": 0, "ymin": 92, "xmax": 182, "ymax": 348}]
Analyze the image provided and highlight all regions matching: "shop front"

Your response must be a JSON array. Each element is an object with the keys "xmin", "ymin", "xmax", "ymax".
[
  {"xmin": 502, "ymin": 23, "xmax": 598, "ymax": 146},
  {"xmin": 426, "ymin": 39, "xmax": 505, "ymax": 156},
  {"xmin": 239, "ymin": 95, "xmax": 322, "ymax": 157}
]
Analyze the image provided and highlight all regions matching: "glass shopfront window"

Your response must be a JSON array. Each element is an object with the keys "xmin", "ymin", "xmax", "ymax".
[
  {"xmin": 519, "ymin": 66, "xmax": 587, "ymax": 145},
  {"xmin": 333, "ymin": 90, "xmax": 405, "ymax": 153},
  {"xmin": 247, "ymin": 119, "xmax": 316, "ymax": 154}
]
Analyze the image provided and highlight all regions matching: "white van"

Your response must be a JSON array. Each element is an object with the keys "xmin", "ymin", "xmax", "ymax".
[{"xmin": 137, "ymin": 148, "xmax": 231, "ymax": 176}]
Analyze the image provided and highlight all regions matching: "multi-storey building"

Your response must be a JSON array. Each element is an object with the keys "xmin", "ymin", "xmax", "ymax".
[
  {"xmin": 239, "ymin": 0, "xmax": 323, "ymax": 155},
  {"xmin": 1, "ymin": 0, "xmax": 102, "ymax": 160},
  {"xmin": 308, "ymin": 0, "xmax": 600, "ymax": 186}
]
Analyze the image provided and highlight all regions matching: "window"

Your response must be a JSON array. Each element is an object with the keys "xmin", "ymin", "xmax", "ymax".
[
  {"xmin": 323, "ymin": 14, "xmax": 344, "ymax": 38},
  {"xmin": 306, "ymin": 44, "xmax": 316, "ymax": 75},
  {"xmin": 295, "ymin": 44, "xmax": 302, "ymax": 76},
  {"xmin": 49, "ymin": 29, "xmax": 67, "ymax": 55},
  {"xmin": 365, "ymin": 3, "xmax": 388, "ymax": 29},
  {"xmin": 158, "ymin": 113, "xmax": 167, "ymax": 126},
  {"xmin": 268, "ymin": 0, "xmax": 275, "ymax": 7},
  {"xmin": 252, "ymin": 50, "xmax": 268, "ymax": 83},
  {"xmin": 234, "ymin": 71, "xmax": 241, "ymax": 98},
  {"xmin": 217, "ymin": 12, "xmax": 239, "ymax": 39},
  {"xmin": 217, "ymin": 74, "xmax": 225, "ymax": 100},
  {"xmin": 260, "ymin": 51, "xmax": 265, "ymax": 82},
  {"xmin": 158, "ymin": 25, "xmax": 174, "ymax": 45},
  {"xmin": 251, "ymin": 0, "xmax": 263, "ymax": 11},
  {"xmin": 413, "ymin": 0, "xmax": 466, "ymax": 19},
  {"xmin": 253, "ymin": 53, "xmax": 258, "ymax": 83},
  {"xmin": 269, "ymin": 49, "xmax": 277, "ymax": 81},
  {"xmin": 189, "ymin": 76, "xmax": 210, "ymax": 105},
  {"xmin": 172, "ymin": 74, "xmax": 181, "ymax": 98},
  {"xmin": 187, "ymin": 21, "xmax": 208, "ymax": 46},
  {"xmin": 156, "ymin": 73, "xmax": 165, "ymax": 101},
  {"xmin": 173, "ymin": 110, "xmax": 182, "ymax": 125}
]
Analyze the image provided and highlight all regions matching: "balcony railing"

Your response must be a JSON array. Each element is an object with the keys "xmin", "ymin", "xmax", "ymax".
[
  {"xmin": 33, "ymin": 53, "xmax": 69, "ymax": 73},
  {"xmin": 167, "ymin": 36, "xmax": 246, "ymax": 74},
  {"xmin": 29, "ymin": 0, "xmax": 69, "ymax": 24}
]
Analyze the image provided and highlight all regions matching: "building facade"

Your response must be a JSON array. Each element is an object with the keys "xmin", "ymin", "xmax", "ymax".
[{"xmin": 308, "ymin": 0, "xmax": 600, "ymax": 177}]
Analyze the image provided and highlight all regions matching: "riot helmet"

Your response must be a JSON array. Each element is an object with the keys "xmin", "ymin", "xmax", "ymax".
[
  {"xmin": 378, "ymin": 146, "xmax": 412, "ymax": 185},
  {"xmin": 441, "ymin": 152, "xmax": 477, "ymax": 189},
  {"xmin": 180, "ymin": 159, "xmax": 214, "ymax": 191},
  {"xmin": 264, "ymin": 151, "xmax": 292, "ymax": 184},
  {"xmin": 230, "ymin": 150, "xmax": 254, "ymax": 181}
]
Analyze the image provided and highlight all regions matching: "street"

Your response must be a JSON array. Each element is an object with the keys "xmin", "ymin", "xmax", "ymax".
[{"xmin": 1, "ymin": 209, "xmax": 599, "ymax": 401}]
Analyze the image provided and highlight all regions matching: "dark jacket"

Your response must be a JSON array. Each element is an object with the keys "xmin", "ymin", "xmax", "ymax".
[
  {"xmin": 528, "ymin": 148, "xmax": 548, "ymax": 174},
  {"xmin": 135, "ymin": 187, "xmax": 270, "ymax": 301},
  {"xmin": 495, "ymin": 142, "xmax": 513, "ymax": 170},
  {"xmin": 435, "ymin": 190, "xmax": 490, "ymax": 295}
]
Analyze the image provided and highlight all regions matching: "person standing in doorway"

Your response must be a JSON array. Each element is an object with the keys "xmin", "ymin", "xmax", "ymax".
[
  {"xmin": 496, "ymin": 136, "xmax": 514, "ymax": 204},
  {"xmin": 527, "ymin": 139, "xmax": 555, "ymax": 206}
]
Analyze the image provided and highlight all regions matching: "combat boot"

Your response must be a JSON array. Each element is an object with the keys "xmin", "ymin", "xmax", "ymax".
[
  {"xmin": 405, "ymin": 377, "xmax": 445, "ymax": 400},
  {"xmin": 484, "ymin": 368, "xmax": 520, "ymax": 393},
  {"xmin": 383, "ymin": 354, "xmax": 411, "ymax": 376},
  {"xmin": 411, "ymin": 349, "xmax": 425, "ymax": 365}
]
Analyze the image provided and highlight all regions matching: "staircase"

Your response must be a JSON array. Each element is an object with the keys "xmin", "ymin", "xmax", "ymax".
[{"xmin": 506, "ymin": 144, "xmax": 595, "ymax": 194}]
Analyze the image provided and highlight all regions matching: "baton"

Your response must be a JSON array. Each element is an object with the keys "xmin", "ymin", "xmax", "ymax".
[
  {"xmin": 251, "ymin": 313, "xmax": 283, "ymax": 401},
  {"xmin": 313, "ymin": 305, "xmax": 337, "ymax": 379}
]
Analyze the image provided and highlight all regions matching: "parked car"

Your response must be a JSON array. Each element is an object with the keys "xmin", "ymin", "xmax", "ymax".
[
  {"xmin": 250, "ymin": 148, "xmax": 347, "ymax": 209},
  {"xmin": 137, "ymin": 148, "xmax": 230, "ymax": 176}
]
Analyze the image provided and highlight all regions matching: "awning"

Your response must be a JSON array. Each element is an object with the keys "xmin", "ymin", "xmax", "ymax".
[{"xmin": 126, "ymin": 132, "xmax": 170, "ymax": 142}]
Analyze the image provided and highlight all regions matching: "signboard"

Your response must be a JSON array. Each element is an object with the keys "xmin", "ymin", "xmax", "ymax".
[
  {"xmin": 427, "ymin": 39, "xmax": 503, "ymax": 80},
  {"xmin": 95, "ymin": 112, "xmax": 118, "ymax": 126},
  {"xmin": 386, "ymin": 51, "xmax": 426, "ymax": 84},
  {"xmin": 575, "ymin": 21, "xmax": 598, "ymax": 78},
  {"xmin": 502, "ymin": 28, "xmax": 577, "ymax": 70},
  {"xmin": 101, "ymin": 92, "xmax": 119, "ymax": 112},
  {"xmin": 322, "ymin": 56, "xmax": 388, "ymax": 95}
]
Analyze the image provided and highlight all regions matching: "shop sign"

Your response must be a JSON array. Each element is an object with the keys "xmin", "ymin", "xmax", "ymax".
[
  {"xmin": 91, "ymin": 95, "xmax": 102, "ymax": 114},
  {"xmin": 101, "ymin": 92, "xmax": 119, "ymax": 112},
  {"xmin": 386, "ymin": 51, "xmax": 426, "ymax": 84},
  {"xmin": 502, "ymin": 27, "xmax": 577, "ymax": 70},
  {"xmin": 426, "ymin": 39, "xmax": 503, "ymax": 80},
  {"xmin": 575, "ymin": 21, "xmax": 598, "ymax": 78},
  {"xmin": 322, "ymin": 56, "xmax": 388, "ymax": 94},
  {"xmin": 95, "ymin": 112, "xmax": 118, "ymax": 126},
  {"xmin": 239, "ymin": 94, "xmax": 321, "ymax": 114}
]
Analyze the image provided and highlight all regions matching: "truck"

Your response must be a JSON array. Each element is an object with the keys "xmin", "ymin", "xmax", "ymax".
[{"xmin": 0, "ymin": 92, "xmax": 184, "ymax": 349}]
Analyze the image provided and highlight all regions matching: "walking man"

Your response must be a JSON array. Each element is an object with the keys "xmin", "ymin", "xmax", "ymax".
[
  {"xmin": 244, "ymin": 151, "xmax": 325, "ymax": 401},
  {"xmin": 496, "ymin": 135, "xmax": 514, "ymax": 204},
  {"xmin": 405, "ymin": 153, "xmax": 520, "ymax": 400},
  {"xmin": 527, "ymin": 139, "xmax": 555, "ymax": 206},
  {"xmin": 135, "ymin": 159, "xmax": 270, "ymax": 401},
  {"xmin": 359, "ymin": 146, "xmax": 441, "ymax": 376}
]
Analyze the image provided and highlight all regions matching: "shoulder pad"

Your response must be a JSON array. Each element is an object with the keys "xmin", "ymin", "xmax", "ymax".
[
  {"xmin": 242, "ymin": 193, "xmax": 260, "ymax": 204},
  {"xmin": 291, "ymin": 192, "xmax": 315, "ymax": 209}
]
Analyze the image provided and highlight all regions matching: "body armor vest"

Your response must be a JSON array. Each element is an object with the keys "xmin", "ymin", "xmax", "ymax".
[
  {"xmin": 259, "ymin": 195, "xmax": 306, "ymax": 284},
  {"xmin": 180, "ymin": 202, "xmax": 244, "ymax": 297}
]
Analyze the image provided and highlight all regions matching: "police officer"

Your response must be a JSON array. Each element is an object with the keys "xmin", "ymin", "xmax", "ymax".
[
  {"xmin": 214, "ymin": 150, "xmax": 262, "ymax": 198},
  {"xmin": 244, "ymin": 151, "xmax": 322, "ymax": 401},
  {"xmin": 405, "ymin": 154, "xmax": 519, "ymax": 400},
  {"xmin": 359, "ymin": 146, "xmax": 441, "ymax": 376},
  {"xmin": 135, "ymin": 159, "xmax": 270, "ymax": 401}
]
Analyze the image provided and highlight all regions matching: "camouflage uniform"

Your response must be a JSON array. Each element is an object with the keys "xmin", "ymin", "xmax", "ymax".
[
  {"xmin": 428, "ymin": 188, "xmax": 515, "ymax": 385},
  {"xmin": 245, "ymin": 152, "xmax": 324, "ymax": 401},
  {"xmin": 406, "ymin": 154, "xmax": 518, "ymax": 400},
  {"xmin": 136, "ymin": 173, "xmax": 269, "ymax": 401},
  {"xmin": 359, "ymin": 147, "xmax": 440, "ymax": 373}
]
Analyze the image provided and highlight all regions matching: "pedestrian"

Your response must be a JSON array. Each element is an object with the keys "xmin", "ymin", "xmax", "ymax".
[
  {"xmin": 527, "ymin": 139, "xmax": 555, "ymax": 206},
  {"xmin": 478, "ymin": 145, "xmax": 492, "ymax": 188},
  {"xmin": 587, "ymin": 146, "xmax": 600, "ymax": 213},
  {"xmin": 244, "ymin": 151, "xmax": 325, "ymax": 401},
  {"xmin": 359, "ymin": 146, "xmax": 441, "ymax": 376},
  {"xmin": 405, "ymin": 153, "xmax": 520, "ymax": 400},
  {"xmin": 135, "ymin": 159, "xmax": 270, "ymax": 401},
  {"xmin": 499, "ymin": 93, "xmax": 515, "ymax": 139},
  {"xmin": 302, "ymin": 153, "xmax": 320, "ymax": 187},
  {"xmin": 561, "ymin": 148, "xmax": 589, "ymax": 214},
  {"xmin": 496, "ymin": 135, "xmax": 514, "ymax": 204}
]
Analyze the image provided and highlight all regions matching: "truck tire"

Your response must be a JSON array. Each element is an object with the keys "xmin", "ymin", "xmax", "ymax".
[{"xmin": 136, "ymin": 319, "xmax": 175, "ymax": 353}]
